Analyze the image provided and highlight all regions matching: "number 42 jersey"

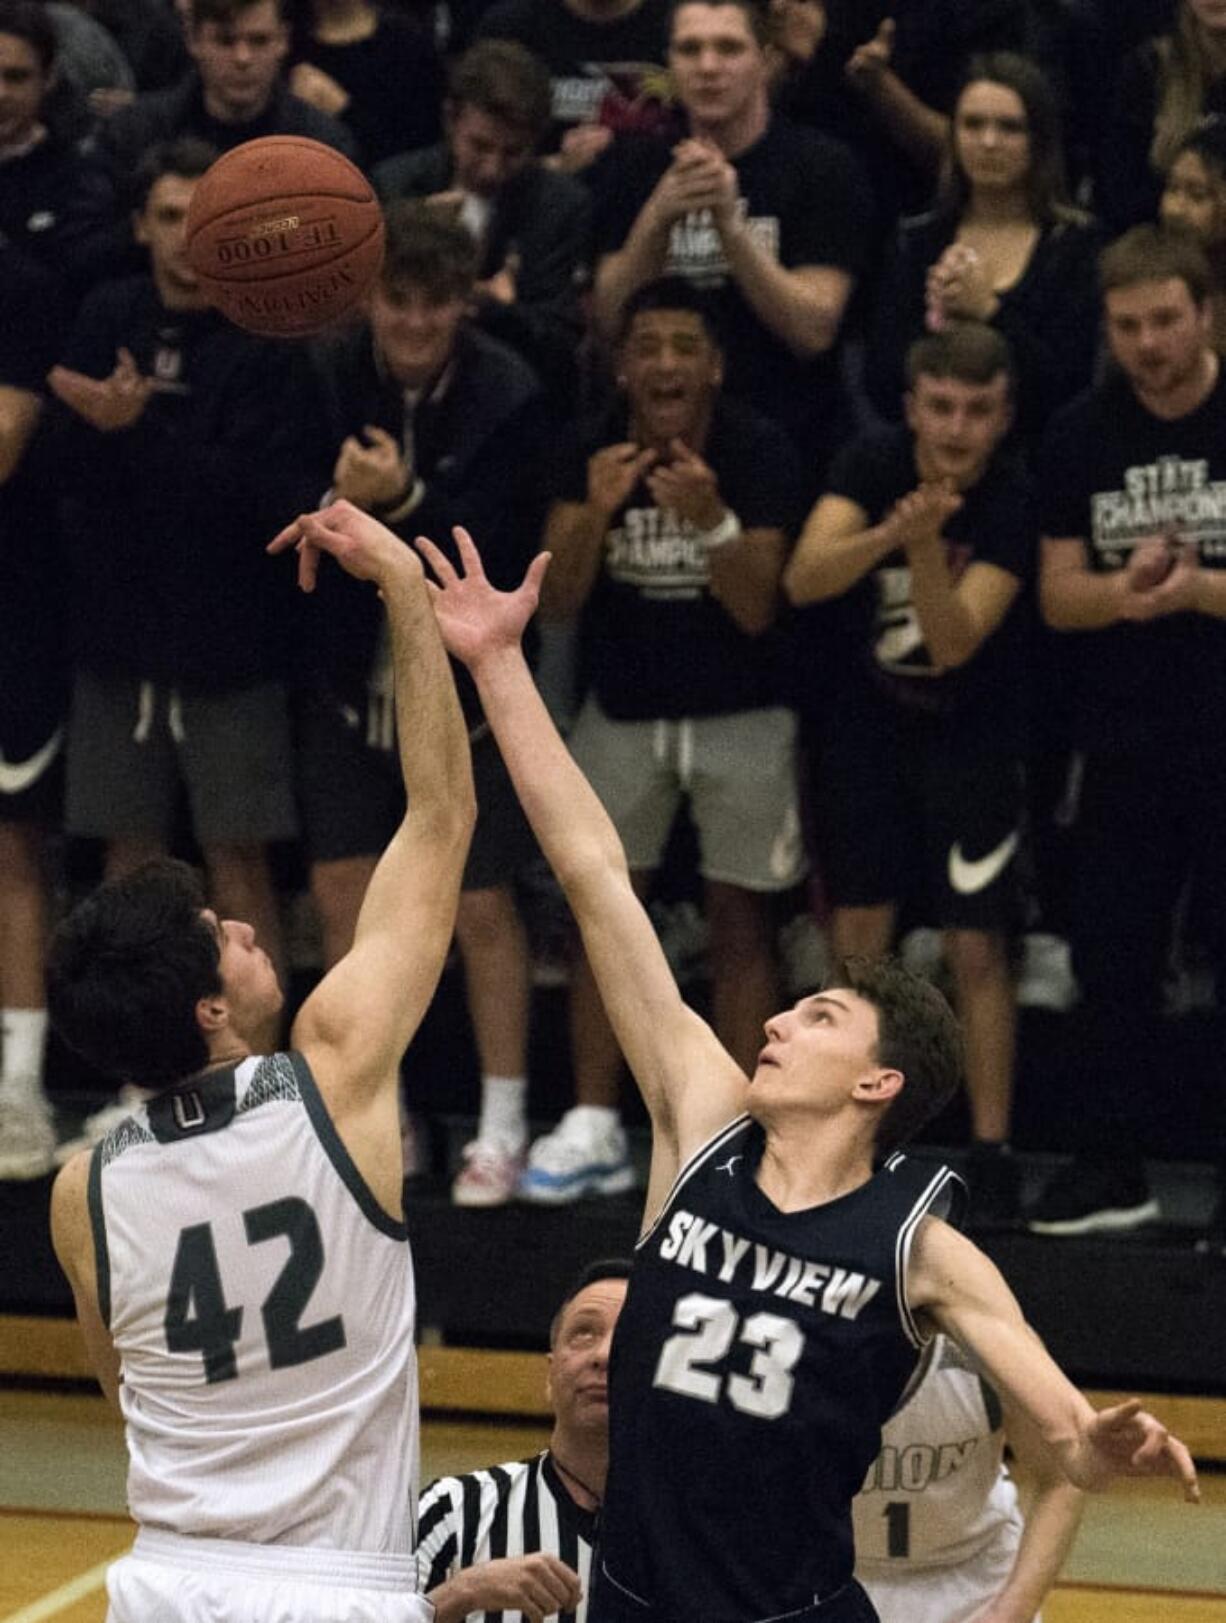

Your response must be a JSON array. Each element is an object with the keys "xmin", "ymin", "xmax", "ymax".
[
  {"xmin": 596, "ymin": 1115, "xmax": 963, "ymax": 1623},
  {"xmin": 87, "ymin": 1052, "xmax": 418, "ymax": 1553}
]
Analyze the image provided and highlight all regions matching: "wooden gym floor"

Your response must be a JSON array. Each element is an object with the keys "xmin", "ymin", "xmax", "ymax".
[{"xmin": 2, "ymin": 1380, "xmax": 1224, "ymax": 1623}]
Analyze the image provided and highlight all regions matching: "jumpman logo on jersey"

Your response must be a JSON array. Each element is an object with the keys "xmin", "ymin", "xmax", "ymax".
[{"xmin": 715, "ymin": 1155, "xmax": 743, "ymax": 1176}]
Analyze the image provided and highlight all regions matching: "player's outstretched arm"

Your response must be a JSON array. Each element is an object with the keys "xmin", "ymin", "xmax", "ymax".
[
  {"xmin": 908, "ymin": 1219, "xmax": 1200, "ymax": 1502},
  {"xmin": 269, "ymin": 502, "xmax": 476, "ymax": 1095},
  {"xmin": 417, "ymin": 527, "xmax": 748, "ymax": 1170},
  {"xmin": 977, "ymin": 1397, "xmax": 1084, "ymax": 1623}
]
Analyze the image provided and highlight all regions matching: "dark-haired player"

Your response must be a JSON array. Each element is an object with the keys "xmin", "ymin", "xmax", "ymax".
[
  {"xmin": 416, "ymin": 1259, "xmax": 630, "ymax": 1621},
  {"xmin": 47, "ymin": 501, "xmax": 475, "ymax": 1623},
  {"xmin": 417, "ymin": 526, "xmax": 1199, "ymax": 1623}
]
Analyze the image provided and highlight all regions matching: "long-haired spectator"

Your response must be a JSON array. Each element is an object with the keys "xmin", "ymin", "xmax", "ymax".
[
  {"xmin": 1101, "ymin": 0, "xmax": 1226, "ymax": 230},
  {"xmin": 1161, "ymin": 113, "xmax": 1226, "ymax": 344},
  {"xmin": 866, "ymin": 51, "xmax": 1102, "ymax": 450}
]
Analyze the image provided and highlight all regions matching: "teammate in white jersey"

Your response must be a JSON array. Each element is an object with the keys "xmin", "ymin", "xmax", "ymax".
[
  {"xmin": 854, "ymin": 1335, "xmax": 1084, "ymax": 1623},
  {"xmin": 47, "ymin": 502, "xmax": 476, "ymax": 1623}
]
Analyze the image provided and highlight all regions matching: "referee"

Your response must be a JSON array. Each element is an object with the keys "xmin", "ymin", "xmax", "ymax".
[{"xmin": 416, "ymin": 1260, "xmax": 630, "ymax": 1623}]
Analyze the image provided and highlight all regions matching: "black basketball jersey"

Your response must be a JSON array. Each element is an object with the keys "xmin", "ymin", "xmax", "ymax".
[{"xmin": 593, "ymin": 1115, "xmax": 964, "ymax": 1623}]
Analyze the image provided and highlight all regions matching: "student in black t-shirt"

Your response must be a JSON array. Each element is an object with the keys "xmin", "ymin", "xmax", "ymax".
[
  {"xmin": 477, "ymin": 0, "xmax": 672, "ymax": 172},
  {"xmin": 0, "ymin": 0, "xmax": 110, "ymax": 300},
  {"xmin": 0, "ymin": 249, "xmax": 70, "ymax": 1183},
  {"xmin": 592, "ymin": 0, "xmax": 872, "ymax": 485},
  {"xmin": 1033, "ymin": 224, "xmax": 1226, "ymax": 1248},
  {"xmin": 519, "ymin": 276, "xmax": 805, "ymax": 1205},
  {"xmin": 784, "ymin": 322, "xmax": 1034, "ymax": 1228}
]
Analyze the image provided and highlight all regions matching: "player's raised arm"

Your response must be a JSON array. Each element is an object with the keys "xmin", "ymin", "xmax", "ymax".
[
  {"xmin": 417, "ymin": 527, "xmax": 747, "ymax": 1175},
  {"xmin": 269, "ymin": 501, "xmax": 476, "ymax": 1095},
  {"xmin": 908, "ymin": 1218, "xmax": 1199, "ymax": 1503}
]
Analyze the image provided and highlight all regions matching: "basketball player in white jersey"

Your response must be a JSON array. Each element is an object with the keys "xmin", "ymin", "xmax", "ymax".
[
  {"xmin": 416, "ymin": 529, "xmax": 1198, "ymax": 1623},
  {"xmin": 854, "ymin": 1335, "xmax": 1084, "ymax": 1623},
  {"xmin": 47, "ymin": 500, "xmax": 476, "ymax": 1623}
]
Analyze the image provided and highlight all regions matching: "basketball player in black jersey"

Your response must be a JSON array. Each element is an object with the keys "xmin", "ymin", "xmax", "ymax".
[{"xmin": 418, "ymin": 528, "xmax": 1199, "ymax": 1623}]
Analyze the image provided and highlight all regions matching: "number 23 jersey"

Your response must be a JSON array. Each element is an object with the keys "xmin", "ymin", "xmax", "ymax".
[
  {"xmin": 88, "ymin": 1052, "xmax": 418, "ymax": 1553},
  {"xmin": 598, "ymin": 1115, "xmax": 963, "ymax": 1622}
]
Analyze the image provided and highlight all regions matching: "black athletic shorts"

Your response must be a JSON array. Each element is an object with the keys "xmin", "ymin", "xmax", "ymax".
[
  {"xmin": 296, "ymin": 688, "xmax": 538, "ymax": 890},
  {"xmin": 816, "ymin": 715, "xmax": 1023, "ymax": 932},
  {"xmin": 0, "ymin": 624, "xmax": 66, "ymax": 828},
  {"xmin": 588, "ymin": 1565, "xmax": 879, "ymax": 1623}
]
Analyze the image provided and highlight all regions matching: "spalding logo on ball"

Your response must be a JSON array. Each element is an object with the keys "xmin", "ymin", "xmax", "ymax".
[{"xmin": 185, "ymin": 136, "xmax": 384, "ymax": 338}]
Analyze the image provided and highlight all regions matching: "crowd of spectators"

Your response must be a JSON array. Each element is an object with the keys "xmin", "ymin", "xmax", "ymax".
[{"xmin": 1, "ymin": 0, "xmax": 1223, "ymax": 1250}]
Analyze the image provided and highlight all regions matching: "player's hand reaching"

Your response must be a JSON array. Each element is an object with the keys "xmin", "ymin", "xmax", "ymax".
[
  {"xmin": 47, "ymin": 348, "xmax": 154, "ymax": 433},
  {"xmin": 429, "ymin": 1552, "xmax": 582, "ymax": 1623},
  {"xmin": 1073, "ymin": 1399, "xmax": 1199, "ymax": 1501},
  {"xmin": 268, "ymin": 499, "xmax": 417, "ymax": 593},
  {"xmin": 417, "ymin": 526, "xmax": 550, "ymax": 669}
]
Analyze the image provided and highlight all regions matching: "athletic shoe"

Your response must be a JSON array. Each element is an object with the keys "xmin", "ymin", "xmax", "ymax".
[
  {"xmin": 517, "ymin": 1107, "xmax": 636, "ymax": 1204},
  {"xmin": 964, "ymin": 1141, "xmax": 1021, "ymax": 1229},
  {"xmin": 650, "ymin": 900, "xmax": 709, "ymax": 986},
  {"xmin": 1015, "ymin": 933, "xmax": 1079, "ymax": 1012},
  {"xmin": 452, "ymin": 1137, "xmax": 526, "ymax": 1207},
  {"xmin": 0, "ymin": 1096, "xmax": 57, "ymax": 1180},
  {"xmin": 53, "ymin": 1084, "xmax": 150, "ymax": 1166},
  {"xmin": 899, "ymin": 927, "xmax": 945, "ymax": 985},
  {"xmin": 1027, "ymin": 1158, "xmax": 1160, "ymax": 1237},
  {"xmin": 778, "ymin": 913, "xmax": 832, "ymax": 999}
]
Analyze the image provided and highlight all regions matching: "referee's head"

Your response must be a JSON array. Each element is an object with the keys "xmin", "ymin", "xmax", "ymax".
[{"xmin": 547, "ymin": 1259, "xmax": 631, "ymax": 1445}]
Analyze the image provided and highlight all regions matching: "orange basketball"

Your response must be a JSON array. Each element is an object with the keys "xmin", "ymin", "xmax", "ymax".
[{"xmin": 185, "ymin": 136, "xmax": 385, "ymax": 339}]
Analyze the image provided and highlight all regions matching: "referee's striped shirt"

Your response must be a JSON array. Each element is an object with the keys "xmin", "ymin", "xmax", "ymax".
[{"xmin": 415, "ymin": 1451, "xmax": 596, "ymax": 1623}]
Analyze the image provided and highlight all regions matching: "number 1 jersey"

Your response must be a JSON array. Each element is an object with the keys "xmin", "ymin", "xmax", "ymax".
[
  {"xmin": 596, "ymin": 1116, "xmax": 963, "ymax": 1622},
  {"xmin": 87, "ymin": 1052, "xmax": 418, "ymax": 1552}
]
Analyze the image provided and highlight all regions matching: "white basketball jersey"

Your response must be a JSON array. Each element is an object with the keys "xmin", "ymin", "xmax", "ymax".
[
  {"xmin": 853, "ymin": 1335, "xmax": 1023, "ymax": 1570},
  {"xmin": 89, "ymin": 1052, "xmax": 418, "ymax": 1554}
]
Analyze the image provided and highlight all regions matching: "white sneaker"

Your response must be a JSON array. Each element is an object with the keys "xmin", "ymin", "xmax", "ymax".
[
  {"xmin": 54, "ymin": 1084, "xmax": 150, "ymax": 1166},
  {"xmin": 0, "ymin": 1095, "xmax": 57, "ymax": 1180},
  {"xmin": 452, "ymin": 1137, "xmax": 526, "ymax": 1207},
  {"xmin": 900, "ymin": 927, "xmax": 944, "ymax": 983},
  {"xmin": 1016, "ymin": 933, "xmax": 1079, "ymax": 1012},
  {"xmin": 778, "ymin": 913, "xmax": 832, "ymax": 998},
  {"xmin": 517, "ymin": 1107, "xmax": 636, "ymax": 1205}
]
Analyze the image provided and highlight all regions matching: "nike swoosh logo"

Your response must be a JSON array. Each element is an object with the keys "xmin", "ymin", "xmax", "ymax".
[
  {"xmin": 0, "ymin": 728, "xmax": 63, "ymax": 794},
  {"xmin": 948, "ymin": 830, "xmax": 1019, "ymax": 895}
]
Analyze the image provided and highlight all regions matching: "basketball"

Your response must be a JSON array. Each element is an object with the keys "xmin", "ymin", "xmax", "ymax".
[{"xmin": 185, "ymin": 136, "xmax": 385, "ymax": 338}]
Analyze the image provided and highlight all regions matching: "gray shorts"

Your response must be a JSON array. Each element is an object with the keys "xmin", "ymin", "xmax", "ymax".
[
  {"xmin": 569, "ymin": 697, "xmax": 806, "ymax": 892},
  {"xmin": 66, "ymin": 671, "xmax": 298, "ymax": 846}
]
